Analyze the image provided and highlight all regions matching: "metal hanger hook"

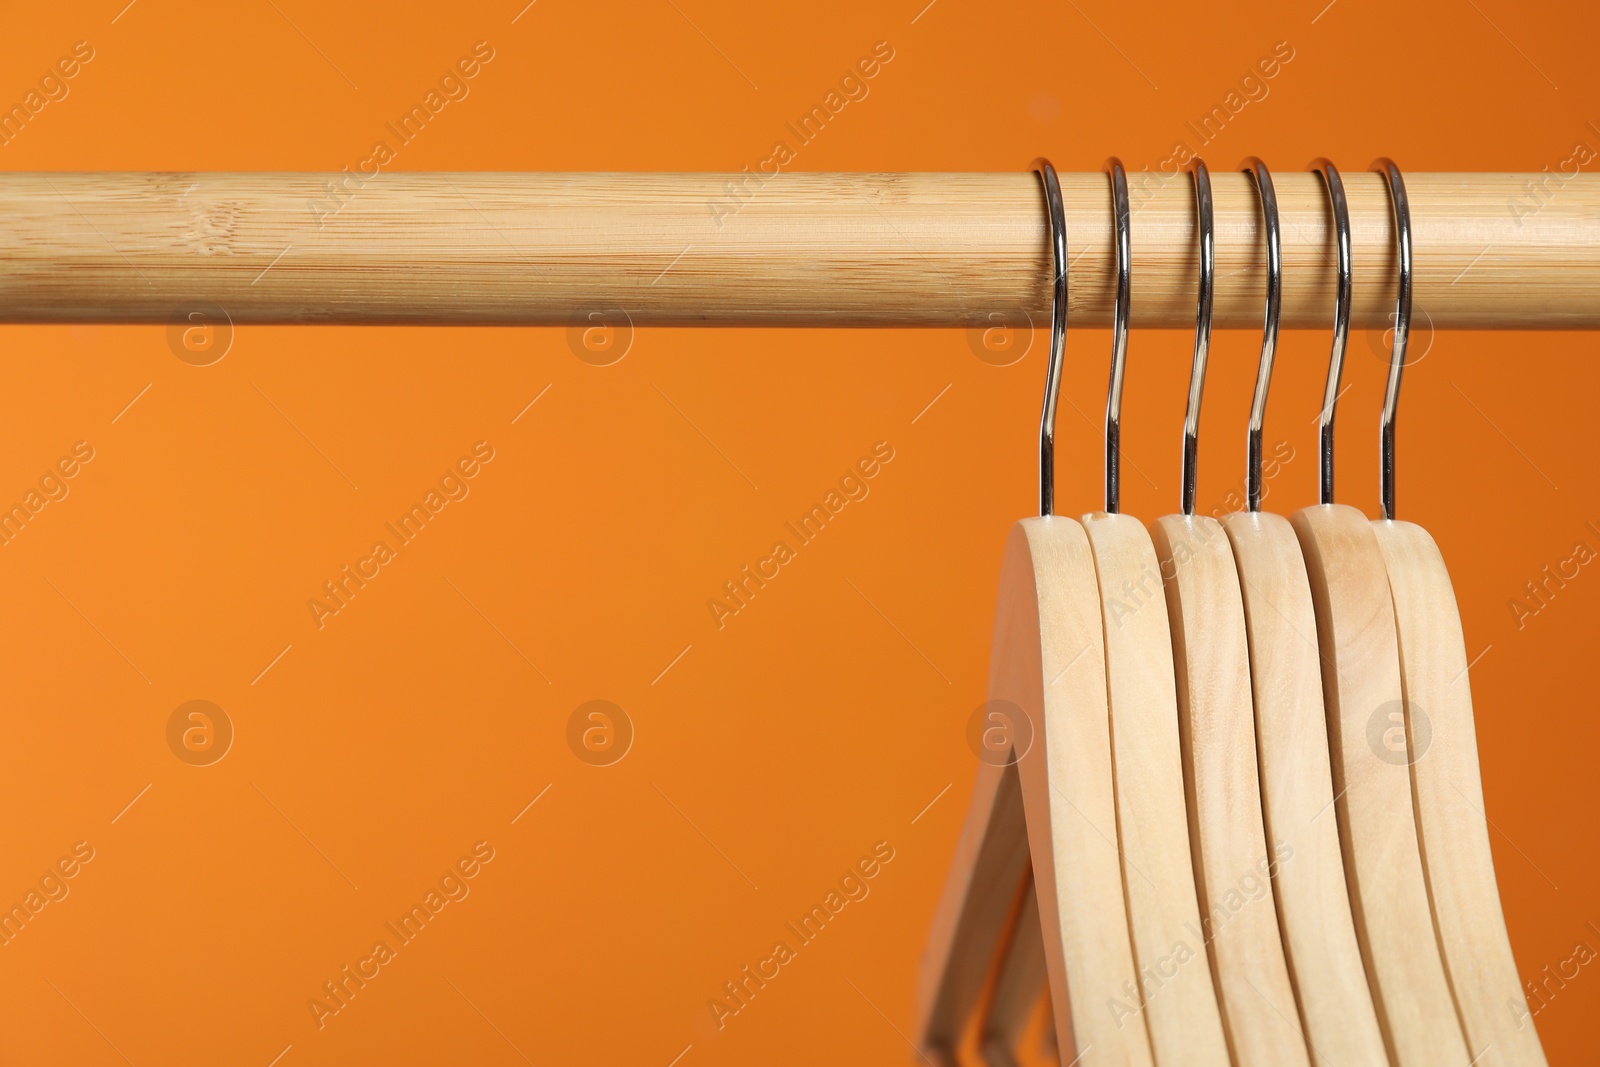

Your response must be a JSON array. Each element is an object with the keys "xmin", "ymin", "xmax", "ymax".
[
  {"xmin": 1179, "ymin": 157, "xmax": 1214, "ymax": 518},
  {"xmin": 1103, "ymin": 157, "xmax": 1131, "ymax": 514},
  {"xmin": 1033, "ymin": 158, "xmax": 1068, "ymax": 517},
  {"xmin": 1374, "ymin": 158, "xmax": 1412, "ymax": 521},
  {"xmin": 1241, "ymin": 158, "xmax": 1282, "ymax": 513},
  {"xmin": 1310, "ymin": 158, "xmax": 1352, "ymax": 506}
]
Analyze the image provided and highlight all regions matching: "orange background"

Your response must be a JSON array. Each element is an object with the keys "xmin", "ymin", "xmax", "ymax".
[{"xmin": 1, "ymin": 0, "xmax": 1597, "ymax": 1063}]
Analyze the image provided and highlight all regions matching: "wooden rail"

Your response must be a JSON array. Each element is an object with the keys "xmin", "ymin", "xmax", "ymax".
[{"xmin": 0, "ymin": 171, "xmax": 1593, "ymax": 328}]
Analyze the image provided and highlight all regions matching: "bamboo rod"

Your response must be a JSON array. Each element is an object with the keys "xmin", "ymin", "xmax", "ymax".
[{"xmin": 0, "ymin": 171, "xmax": 1592, "ymax": 328}]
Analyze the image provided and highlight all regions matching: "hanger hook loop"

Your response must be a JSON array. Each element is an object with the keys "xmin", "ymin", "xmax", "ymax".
[
  {"xmin": 1104, "ymin": 158, "xmax": 1132, "ymax": 514},
  {"xmin": 1241, "ymin": 157, "xmax": 1282, "ymax": 513},
  {"xmin": 1180, "ymin": 158, "xmax": 1214, "ymax": 518},
  {"xmin": 1310, "ymin": 158, "xmax": 1353, "ymax": 506},
  {"xmin": 1033, "ymin": 158, "xmax": 1068, "ymax": 517},
  {"xmin": 1374, "ymin": 157, "xmax": 1412, "ymax": 521}
]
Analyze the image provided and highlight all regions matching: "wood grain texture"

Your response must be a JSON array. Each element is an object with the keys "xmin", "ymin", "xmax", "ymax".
[
  {"xmin": 1373, "ymin": 520, "xmax": 1549, "ymax": 1067},
  {"xmin": 1151, "ymin": 515, "xmax": 1308, "ymax": 1067},
  {"xmin": 997, "ymin": 518, "xmax": 1154, "ymax": 1066},
  {"xmin": 0, "ymin": 172, "xmax": 1593, "ymax": 327},
  {"xmin": 1222, "ymin": 512, "xmax": 1388, "ymax": 1066},
  {"xmin": 1291, "ymin": 504, "xmax": 1470, "ymax": 1066},
  {"xmin": 1080, "ymin": 512, "xmax": 1229, "ymax": 1066}
]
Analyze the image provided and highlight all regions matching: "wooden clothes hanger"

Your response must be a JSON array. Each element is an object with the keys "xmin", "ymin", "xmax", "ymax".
[
  {"xmin": 1364, "ymin": 161, "xmax": 1548, "ymax": 1067},
  {"xmin": 1289, "ymin": 160, "xmax": 1470, "ymax": 1065},
  {"xmin": 919, "ymin": 156, "xmax": 1553, "ymax": 1067},
  {"xmin": 917, "ymin": 161, "xmax": 1152, "ymax": 1067},
  {"xmin": 981, "ymin": 874, "xmax": 1048, "ymax": 1067},
  {"xmin": 1080, "ymin": 159, "xmax": 1228, "ymax": 1066},
  {"xmin": 0, "ymin": 166, "xmax": 1583, "ymax": 1066},
  {"xmin": 1148, "ymin": 159, "xmax": 1305, "ymax": 1066},
  {"xmin": 1373, "ymin": 521, "xmax": 1547, "ymax": 1067},
  {"xmin": 1220, "ymin": 159, "xmax": 1387, "ymax": 1065},
  {"xmin": 918, "ymin": 753, "xmax": 1032, "ymax": 1065}
]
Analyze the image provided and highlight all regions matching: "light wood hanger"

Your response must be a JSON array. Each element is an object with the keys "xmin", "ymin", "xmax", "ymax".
[
  {"xmin": 1081, "ymin": 159, "xmax": 1228, "ymax": 1066},
  {"xmin": 918, "ymin": 757, "xmax": 1032, "ymax": 1064},
  {"xmin": 1365, "ymin": 160, "xmax": 1547, "ymax": 1067},
  {"xmin": 1294, "ymin": 445, "xmax": 1469, "ymax": 1067},
  {"xmin": 981, "ymin": 874, "xmax": 1047, "ymax": 1067},
  {"xmin": 1221, "ymin": 158, "xmax": 1388, "ymax": 1065},
  {"xmin": 1291, "ymin": 160, "xmax": 1471, "ymax": 1066},
  {"xmin": 916, "ymin": 158, "xmax": 1567, "ymax": 1065},
  {"xmin": 995, "ymin": 514, "xmax": 1152, "ymax": 1066},
  {"xmin": 1149, "ymin": 159, "xmax": 1306, "ymax": 1066},
  {"xmin": 1373, "ymin": 522, "xmax": 1548, "ymax": 1067},
  {"xmin": 0, "ymin": 163, "xmax": 1581, "ymax": 1063},
  {"xmin": 918, "ymin": 161, "xmax": 1153, "ymax": 1066}
]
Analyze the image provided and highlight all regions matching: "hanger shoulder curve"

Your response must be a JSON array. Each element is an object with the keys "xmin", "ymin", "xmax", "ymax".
[
  {"xmin": 918, "ymin": 518, "xmax": 1154, "ymax": 1066},
  {"xmin": 1222, "ymin": 510, "xmax": 1388, "ymax": 1064},
  {"xmin": 1372, "ymin": 519, "xmax": 1549, "ymax": 1067},
  {"xmin": 1151, "ymin": 513, "xmax": 1308, "ymax": 1066},
  {"xmin": 1079, "ymin": 511, "xmax": 1230, "ymax": 1065},
  {"xmin": 1291, "ymin": 503, "xmax": 1470, "ymax": 1064},
  {"xmin": 998, "ymin": 517, "xmax": 1155, "ymax": 1066}
]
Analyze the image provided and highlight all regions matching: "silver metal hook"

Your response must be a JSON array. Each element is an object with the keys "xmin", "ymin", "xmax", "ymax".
[
  {"xmin": 1103, "ymin": 157, "xmax": 1131, "ymax": 514},
  {"xmin": 1373, "ymin": 158, "xmax": 1412, "ymax": 521},
  {"xmin": 1180, "ymin": 158, "xmax": 1214, "ymax": 518},
  {"xmin": 1034, "ymin": 158, "xmax": 1068, "ymax": 517},
  {"xmin": 1241, "ymin": 157, "xmax": 1282, "ymax": 513},
  {"xmin": 1310, "ymin": 158, "xmax": 1352, "ymax": 506}
]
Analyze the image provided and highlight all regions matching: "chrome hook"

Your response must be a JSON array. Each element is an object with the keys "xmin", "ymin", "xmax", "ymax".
[
  {"xmin": 1034, "ymin": 158, "xmax": 1068, "ymax": 517},
  {"xmin": 1179, "ymin": 157, "xmax": 1214, "ymax": 517},
  {"xmin": 1104, "ymin": 157, "xmax": 1132, "ymax": 514},
  {"xmin": 1374, "ymin": 158, "xmax": 1412, "ymax": 521},
  {"xmin": 1241, "ymin": 157, "xmax": 1282, "ymax": 513},
  {"xmin": 1310, "ymin": 158, "xmax": 1353, "ymax": 505}
]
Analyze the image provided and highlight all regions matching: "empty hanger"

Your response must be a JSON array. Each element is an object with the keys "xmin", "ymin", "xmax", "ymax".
[
  {"xmin": 918, "ymin": 755, "xmax": 1030, "ymax": 1066},
  {"xmin": 1365, "ymin": 158, "xmax": 1549, "ymax": 1067},
  {"xmin": 1289, "ymin": 160, "xmax": 1471, "ymax": 1065},
  {"xmin": 981, "ymin": 874, "xmax": 1048, "ymax": 1067},
  {"xmin": 918, "ymin": 159, "xmax": 1152, "ymax": 1066},
  {"xmin": 1147, "ymin": 157, "xmax": 1307, "ymax": 1065},
  {"xmin": 1219, "ymin": 158, "xmax": 1388, "ymax": 1065},
  {"xmin": 1079, "ymin": 156, "xmax": 1229, "ymax": 1066}
]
